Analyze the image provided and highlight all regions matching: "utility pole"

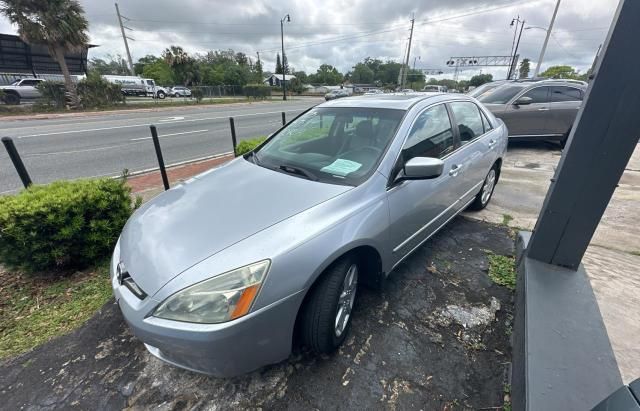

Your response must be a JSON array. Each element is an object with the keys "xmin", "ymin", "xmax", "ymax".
[
  {"xmin": 401, "ymin": 15, "xmax": 415, "ymax": 89},
  {"xmin": 508, "ymin": 19, "xmax": 525, "ymax": 79},
  {"xmin": 534, "ymin": 0, "xmax": 561, "ymax": 77},
  {"xmin": 508, "ymin": 16, "xmax": 524, "ymax": 79},
  {"xmin": 280, "ymin": 14, "xmax": 291, "ymax": 101},
  {"xmin": 115, "ymin": 3, "xmax": 134, "ymax": 75}
]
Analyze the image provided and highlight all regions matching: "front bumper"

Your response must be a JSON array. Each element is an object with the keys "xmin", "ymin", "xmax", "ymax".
[{"xmin": 112, "ymin": 273, "xmax": 305, "ymax": 377}]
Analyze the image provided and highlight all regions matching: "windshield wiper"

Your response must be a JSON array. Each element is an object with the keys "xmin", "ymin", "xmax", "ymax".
[{"xmin": 277, "ymin": 164, "xmax": 319, "ymax": 181}]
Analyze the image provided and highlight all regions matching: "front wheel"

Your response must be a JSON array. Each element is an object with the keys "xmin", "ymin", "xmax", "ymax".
[
  {"xmin": 3, "ymin": 92, "xmax": 20, "ymax": 105},
  {"xmin": 469, "ymin": 164, "xmax": 498, "ymax": 211},
  {"xmin": 301, "ymin": 257, "xmax": 358, "ymax": 353},
  {"xmin": 157, "ymin": 91, "xmax": 166, "ymax": 99}
]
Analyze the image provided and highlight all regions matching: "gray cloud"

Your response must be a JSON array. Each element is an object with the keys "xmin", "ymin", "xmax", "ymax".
[{"xmin": 0, "ymin": 0, "xmax": 618, "ymax": 79}]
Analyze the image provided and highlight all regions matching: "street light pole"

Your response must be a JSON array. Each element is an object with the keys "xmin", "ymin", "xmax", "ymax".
[
  {"xmin": 534, "ymin": 0, "xmax": 561, "ymax": 77},
  {"xmin": 280, "ymin": 14, "xmax": 290, "ymax": 101}
]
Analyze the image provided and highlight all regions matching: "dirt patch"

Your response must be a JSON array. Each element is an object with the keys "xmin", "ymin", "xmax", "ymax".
[{"xmin": 0, "ymin": 217, "xmax": 514, "ymax": 410}]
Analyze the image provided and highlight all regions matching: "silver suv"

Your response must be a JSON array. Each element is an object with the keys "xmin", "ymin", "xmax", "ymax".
[{"xmin": 478, "ymin": 79, "xmax": 587, "ymax": 146}]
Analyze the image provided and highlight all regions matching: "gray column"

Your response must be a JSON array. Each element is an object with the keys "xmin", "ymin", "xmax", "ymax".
[{"xmin": 527, "ymin": 0, "xmax": 640, "ymax": 269}]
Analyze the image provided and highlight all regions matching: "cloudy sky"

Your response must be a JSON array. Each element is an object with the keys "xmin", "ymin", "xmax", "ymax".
[{"xmin": 0, "ymin": 0, "xmax": 620, "ymax": 80}]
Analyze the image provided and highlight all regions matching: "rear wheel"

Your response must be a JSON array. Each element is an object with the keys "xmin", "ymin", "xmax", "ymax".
[
  {"xmin": 301, "ymin": 256, "xmax": 358, "ymax": 353},
  {"xmin": 469, "ymin": 164, "xmax": 498, "ymax": 211}
]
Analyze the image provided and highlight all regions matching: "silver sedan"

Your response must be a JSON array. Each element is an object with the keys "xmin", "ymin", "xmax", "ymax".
[{"xmin": 111, "ymin": 93, "xmax": 507, "ymax": 376}]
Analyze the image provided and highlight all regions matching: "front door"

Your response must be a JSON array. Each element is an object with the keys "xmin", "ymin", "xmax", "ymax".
[
  {"xmin": 501, "ymin": 86, "xmax": 551, "ymax": 136},
  {"xmin": 386, "ymin": 103, "xmax": 463, "ymax": 266}
]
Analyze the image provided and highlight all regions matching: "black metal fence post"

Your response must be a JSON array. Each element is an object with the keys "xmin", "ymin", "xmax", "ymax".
[
  {"xmin": 2, "ymin": 136, "xmax": 32, "ymax": 188},
  {"xmin": 229, "ymin": 117, "xmax": 238, "ymax": 156},
  {"xmin": 281, "ymin": 111, "xmax": 286, "ymax": 126},
  {"xmin": 149, "ymin": 125, "xmax": 170, "ymax": 191}
]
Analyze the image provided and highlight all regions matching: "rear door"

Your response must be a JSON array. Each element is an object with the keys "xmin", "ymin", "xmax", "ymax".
[
  {"xmin": 448, "ymin": 101, "xmax": 496, "ymax": 207},
  {"xmin": 386, "ymin": 103, "xmax": 462, "ymax": 265},
  {"xmin": 501, "ymin": 86, "xmax": 551, "ymax": 136},
  {"xmin": 546, "ymin": 86, "xmax": 584, "ymax": 136}
]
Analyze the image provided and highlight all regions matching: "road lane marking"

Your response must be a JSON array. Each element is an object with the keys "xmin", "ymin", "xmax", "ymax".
[
  {"xmin": 130, "ymin": 129, "xmax": 208, "ymax": 141},
  {"xmin": 16, "ymin": 108, "xmax": 307, "ymax": 139},
  {"xmin": 160, "ymin": 116, "xmax": 185, "ymax": 121}
]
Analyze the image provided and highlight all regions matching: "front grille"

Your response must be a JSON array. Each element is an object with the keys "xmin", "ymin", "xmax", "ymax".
[{"xmin": 122, "ymin": 276, "xmax": 147, "ymax": 300}]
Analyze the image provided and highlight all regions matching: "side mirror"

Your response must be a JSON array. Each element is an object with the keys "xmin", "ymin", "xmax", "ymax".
[
  {"xmin": 401, "ymin": 157, "xmax": 444, "ymax": 180},
  {"xmin": 514, "ymin": 96, "xmax": 533, "ymax": 106}
]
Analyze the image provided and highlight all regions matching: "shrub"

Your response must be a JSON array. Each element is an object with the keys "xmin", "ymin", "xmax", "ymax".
[
  {"xmin": 235, "ymin": 136, "xmax": 266, "ymax": 155},
  {"xmin": 35, "ymin": 80, "xmax": 67, "ymax": 110},
  {"xmin": 76, "ymin": 71, "xmax": 124, "ymax": 109},
  {"xmin": 0, "ymin": 178, "xmax": 136, "ymax": 273},
  {"xmin": 244, "ymin": 84, "xmax": 271, "ymax": 99},
  {"xmin": 191, "ymin": 87, "xmax": 204, "ymax": 103}
]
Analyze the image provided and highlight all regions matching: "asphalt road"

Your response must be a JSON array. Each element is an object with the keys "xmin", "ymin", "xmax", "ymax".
[{"xmin": 0, "ymin": 97, "xmax": 321, "ymax": 193}]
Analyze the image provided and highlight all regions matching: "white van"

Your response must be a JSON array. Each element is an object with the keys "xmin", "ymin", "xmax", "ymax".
[{"xmin": 422, "ymin": 85, "xmax": 447, "ymax": 93}]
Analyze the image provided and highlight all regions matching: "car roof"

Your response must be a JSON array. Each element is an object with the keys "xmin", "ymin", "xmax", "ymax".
[{"xmin": 319, "ymin": 92, "xmax": 461, "ymax": 110}]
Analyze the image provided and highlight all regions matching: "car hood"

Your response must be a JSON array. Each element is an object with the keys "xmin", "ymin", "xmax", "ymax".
[{"xmin": 119, "ymin": 158, "xmax": 352, "ymax": 296}]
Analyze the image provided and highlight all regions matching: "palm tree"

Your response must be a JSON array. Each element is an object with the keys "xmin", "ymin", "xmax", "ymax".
[{"xmin": 1, "ymin": 0, "xmax": 89, "ymax": 107}]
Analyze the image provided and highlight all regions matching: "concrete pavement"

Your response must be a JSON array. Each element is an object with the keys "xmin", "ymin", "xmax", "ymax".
[
  {"xmin": 465, "ymin": 141, "xmax": 640, "ymax": 383},
  {"xmin": 0, "ymin": 97, "xmax": 321, "ymax": 193}
]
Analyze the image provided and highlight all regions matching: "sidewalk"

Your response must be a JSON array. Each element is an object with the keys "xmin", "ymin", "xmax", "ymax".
[{"xmin": 127, "ymin": 153, "xmax": 235, "ymax": 202}]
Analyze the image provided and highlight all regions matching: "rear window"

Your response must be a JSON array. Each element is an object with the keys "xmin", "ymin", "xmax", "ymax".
[
  {"xmin": 550, "ymin": 86, "xmax": 583, "ymax": 102},
  {"xmin": 478, "ymin": 84, "xmax": 527, "ymax": 104}
]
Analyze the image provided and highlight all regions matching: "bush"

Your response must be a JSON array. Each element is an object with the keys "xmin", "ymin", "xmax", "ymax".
[
  {"xmin": 76, "ymin": 72, "xmax": 124, "ymax": 109},
  {"xmin": 191, "ymin": 87, "xmax": 204, "ymax": 103},
  {"xmin": 235, "ymin": 136, "xmax": 266, "ymax": 155},
  {"xmin": 35, "ymin": 81, "xmax": 67, "ymax": 110},
  {"xmin": 0, "ymin": 178, "xmax": 137, "ymax": 273},
  {"xmin": 244, "ymin": 84, "xmax": 271, "ymax": 99}
]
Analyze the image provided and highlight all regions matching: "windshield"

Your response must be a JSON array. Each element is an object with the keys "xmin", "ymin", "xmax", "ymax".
[
  {"xmin": 10, "ymin": 80, "xmax": 21, "ymax": 85},
  {"xmin": 478, "ymin": 84, "xmax": 527, "ymax": 104},
  {"xmin": 253, "ymin": 107, "xmax": 405, "ymax": 186},
  {"xmin": 468, "ymin": 83, "xmax": 500, "ymax": 98}
]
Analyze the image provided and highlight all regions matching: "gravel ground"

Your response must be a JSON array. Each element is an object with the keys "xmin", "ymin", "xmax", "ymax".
[{"xmin": 0, "ymin": 217, "xmax": 515, "ymax": 410}]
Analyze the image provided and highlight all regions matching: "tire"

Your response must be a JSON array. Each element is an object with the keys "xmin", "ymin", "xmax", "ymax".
[
  {"xmin": 469, "ymin": 163, "xmax": 499, "ymax": 211},
  {"xmin": 560, "ymin": 127, "xmax": 571, "ymax": 149},
  {"xmin": 301, "ymin": 256, "xmax": 359, "ymax": 353},
  {"xmin": 3, "ymin": 92, "xmax": 20, "ymax": 105},
  {"xmin": 157, "ymin": 91, "xmax": 166, "ymax": 99}
]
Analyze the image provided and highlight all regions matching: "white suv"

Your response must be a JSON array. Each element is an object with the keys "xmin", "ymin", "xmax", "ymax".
[{"xmin": 1, "ymin": 78, "xmax": 45, "ymax": 105}]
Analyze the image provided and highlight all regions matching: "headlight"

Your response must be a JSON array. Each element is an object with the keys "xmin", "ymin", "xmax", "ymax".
[{"xmin": 152, "ymin": 260, "xmax": 270, "ymax": 324}]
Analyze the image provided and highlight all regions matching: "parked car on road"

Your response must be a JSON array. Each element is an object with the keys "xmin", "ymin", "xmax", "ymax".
[
  {"xmin": 171, "ymin": 86, "xmax": 192, "ymax": 97},
  {"xmin": 364, "ymin": 89, "xmax": 383, "ymax": 95},
  {"xmin": 111, "ymin": 93, "xmax": 507, "ymax": 376},
  {"xmin": 0, "ymin": 78, "xmax": 44, "ymax": 105},
  {"xmin": 478, "ymin": 79, "xmax": 587, "ymax": 146},
  {"xmin": 423, "ymin": 85, "xmax": 447, "ymax": 93},
  {"xmin": 324, "ymin": 89, "xmax": 349, "ymax": 100}
]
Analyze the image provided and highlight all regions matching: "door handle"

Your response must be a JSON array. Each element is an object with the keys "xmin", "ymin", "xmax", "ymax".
[
  {"xmin": 537, "ymin": 107, "xmax": 549, "ymax": 111},
  {"xmin": 488, "ymin": 139, "xmax": 497, "ymax": 148},
  {"xmin": 449, "ymin": 164, "xmax": 462, "ymax": 177}
]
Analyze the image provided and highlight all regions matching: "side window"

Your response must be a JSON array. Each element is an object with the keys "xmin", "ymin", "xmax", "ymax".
[
  {"xmin": 402, "ymin": 104, "xmax": 454, "ymax": 161},
  {"xmin": 21, "ymin": 80, "xmax": 37, "ymax": 86},
  {"xmin": 449, "ymin": 101, "xmax": 484, "ymax": 145},
  {"xmin": 481, "ymin": 110, "xmax": 493, "ymax": 133},
  {"xmin": 520, "ymin": 86, "xmax": 550, "ymax": 104},
  {"xmin": 550, "ymin": 86, "xmax": 583, "ymax": 102},
  {"xmin": 146, "ymin": 80, "xmax": 154, "ymax": 86}
]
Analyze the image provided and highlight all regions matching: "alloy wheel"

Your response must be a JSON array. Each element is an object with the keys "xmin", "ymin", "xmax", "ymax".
[{"xmin": 334, "ymin": 264, "xmax": 358, "ymax": 337}]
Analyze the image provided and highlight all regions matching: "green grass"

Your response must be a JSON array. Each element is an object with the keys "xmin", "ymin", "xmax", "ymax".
[
  {"xmin": 487, "ymin": 253, "xmax": 517, "ymax": 291},
  {"xmin": 630, "ymin": 251, "xmax": 640, "ymax": 257},
  {"xmin": 501, "ymin": 214, "xmax": 514, "ymax": 226},
  {"xmin": 503, "ymin": 384, "xmax": 512, "ymax": 411},
  {"xmin": 0, "ymin": 262, "xmax": 112, "ymax": 359}
]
